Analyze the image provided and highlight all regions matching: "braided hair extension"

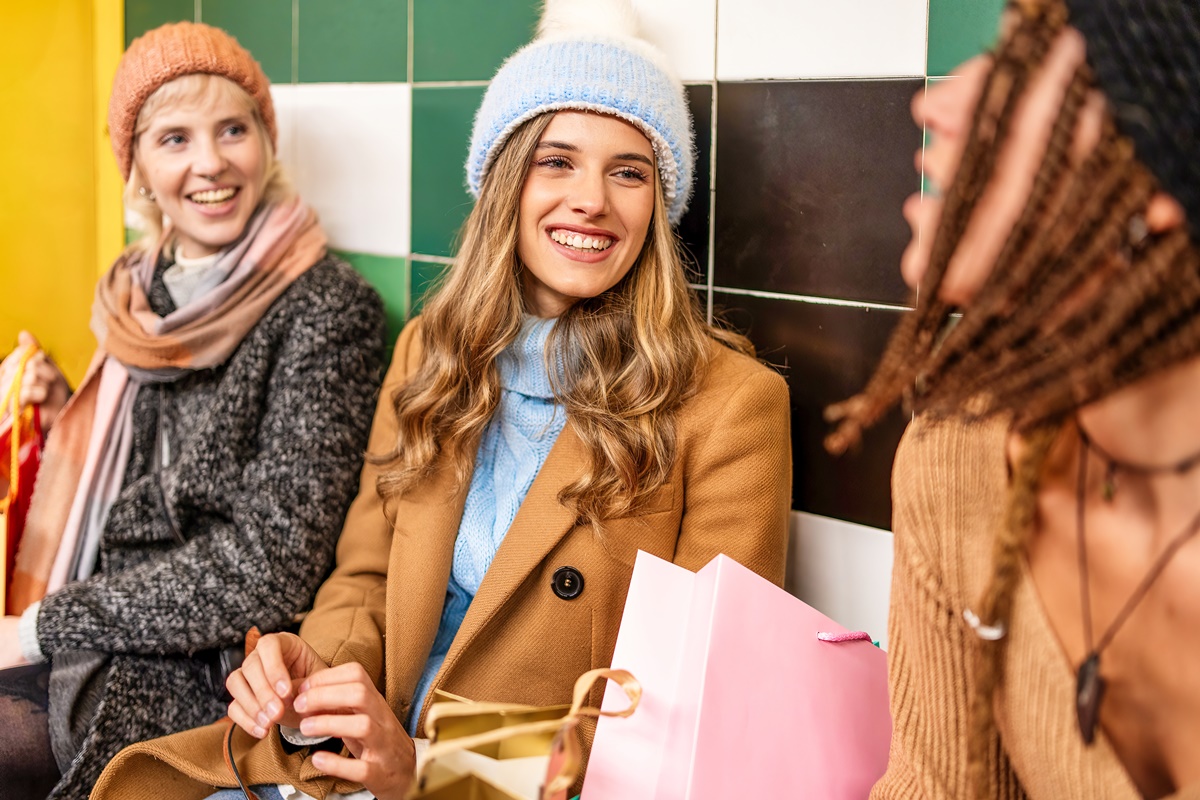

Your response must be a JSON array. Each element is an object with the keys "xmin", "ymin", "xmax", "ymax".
[
  {"xmin": 824, "ymin": 0, "xmax": 1200, "ymax": 794},
  {"xmin": 967, "ymin": 422, "xmax": 1060, "ymax": 797},
  {"xmin": 824, "ymin": 1, "xmax": 1069, "ymax": 453}
]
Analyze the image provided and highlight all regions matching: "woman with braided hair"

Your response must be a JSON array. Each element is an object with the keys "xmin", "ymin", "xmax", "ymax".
[{"xmin": 827, "ymin": 0, "xmax": 1200, "ymax": 798}]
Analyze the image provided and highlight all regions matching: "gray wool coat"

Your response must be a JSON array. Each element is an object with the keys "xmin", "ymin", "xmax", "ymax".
[{"xmin": 31, "ymin": 254, "xmax": 386, "ymax": 799}]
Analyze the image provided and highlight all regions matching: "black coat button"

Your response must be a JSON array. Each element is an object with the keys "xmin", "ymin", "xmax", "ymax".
[{"xmin": 551, "ymin": 566, "xmax": 585, "ymax": 600}]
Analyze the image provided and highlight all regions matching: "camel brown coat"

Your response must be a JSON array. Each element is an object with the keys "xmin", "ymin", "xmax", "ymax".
[{"xmin": 91, "ymin": 319, "xmax": 792, "ymax": 799}]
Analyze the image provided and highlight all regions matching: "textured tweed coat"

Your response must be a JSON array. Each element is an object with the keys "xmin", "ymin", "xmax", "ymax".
[
  {"xmin": 30, "ymin": 254, "xmax": 385, "ymax": 799},
  {"xmin": 92, "ymin": 316, "xmax": 793, "ymax": 799}
]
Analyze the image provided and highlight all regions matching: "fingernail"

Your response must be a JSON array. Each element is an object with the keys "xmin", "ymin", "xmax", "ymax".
[
  {"xmin": 300, "ymin": 718, "xmax": 314, "ymax": 736},
  {"xmin": 267, "ymin": 700, "xmax": 282, "ymax": 718},
  {"xmin": 276, "ymin": 680, "xmax": 290, "ymax": 696},
  {"xmin": 253, "ymin": 725, "xmax": 266, "ymax": 739},
  {"xmin": 298, "ymin": 680, "xmax": 310, "ymax": 694},
  {"xmin": 256, "ymin": 711, "xmax": 270, "ymax": 728},
  {"xmin": 294, "ymin": 693, "xmax": 307, "ymax": 712}
]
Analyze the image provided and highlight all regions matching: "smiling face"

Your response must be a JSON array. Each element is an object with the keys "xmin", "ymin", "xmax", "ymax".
[
  {"xmin": 133, "ymin": 76, "xmax": 269, "ymax": 259},
  {"xmin": 516, "ymin": 111, "xmax": 657, "ymax": 318}
]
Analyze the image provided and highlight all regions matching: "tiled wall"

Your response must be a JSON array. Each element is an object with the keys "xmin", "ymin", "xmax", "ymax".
[{"xmin": 123, "ymin": 0, "xmax": 1005, "ymax": 642}]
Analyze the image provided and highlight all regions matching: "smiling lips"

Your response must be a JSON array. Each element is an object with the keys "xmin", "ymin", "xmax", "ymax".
[
  {"xmin": 188, "ymin": 187, "xmax": 239, "ymax": 205},
  {"xmin": 549, "ymin": 227, "xmax": 615, "ymax": 252}
]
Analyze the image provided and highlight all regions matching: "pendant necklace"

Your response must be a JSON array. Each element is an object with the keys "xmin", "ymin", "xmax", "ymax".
[{"xmin": 1073, "ymin": 424, "xmax": 1200, "ymax": 744}]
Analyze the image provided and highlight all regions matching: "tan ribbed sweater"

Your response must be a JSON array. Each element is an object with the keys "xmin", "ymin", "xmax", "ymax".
[{"xmin": 872, "ymin": 416, "xmax": 1200, "ymax": 800}]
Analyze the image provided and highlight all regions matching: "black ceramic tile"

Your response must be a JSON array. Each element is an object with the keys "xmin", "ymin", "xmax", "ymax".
[
  {"xmin": 714, "ymin": 291, "xmax": 908, "ymax": 530},
  {"xmin": 677, "ymin": 84, "xmax": 712, "ymax": 285},
  {"xmin": 714, "ymin": 80, "xmax": 923, "ymax": 307}
]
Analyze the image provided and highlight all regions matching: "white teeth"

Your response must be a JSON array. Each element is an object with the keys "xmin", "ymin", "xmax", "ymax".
[
  {"xmin": 550, "ymin": 229, "xmax": 613, "ymax": 251},
  {"xmin": 190, "ymin": 187, "xmax": 237, "ymax": 204}
]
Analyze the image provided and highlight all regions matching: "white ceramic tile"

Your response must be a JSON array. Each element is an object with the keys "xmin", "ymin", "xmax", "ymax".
[
  {"xmin": 270, "ymin": 83, "xmax": 411, "ymax": 257},
  {"xmin": 785, "ymin": 511, "xmax": 894, "ymax": 650},
  {"xmin": 633, "ymin": 0, "xmax": 716, "ymax": 83},
  {"xmin": 717, "ymin": 0, "xmax": 927, "ymax": 80}
]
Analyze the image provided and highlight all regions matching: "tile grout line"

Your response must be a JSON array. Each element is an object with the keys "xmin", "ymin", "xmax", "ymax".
[
  {"xmin": 291, "ymin": 0, "xmax": 299, "ymax": 84},
  {"xmin": 411, "ymin": 253, "xmax": 455, "ymax": 265},
  {"xmin": 706, "ymin": 285, "xmax": 912, "ymax": 312},
  {"xmin": 412, "ymin": 80, "xmax": 491, "ymax": 88},
  {"xmin": 706, "ymin": 0, "xmax": 719, "ymax": 325},
  {"xmin": 407, "ymin": 0, "xmax": 415, "ymax": 307}
]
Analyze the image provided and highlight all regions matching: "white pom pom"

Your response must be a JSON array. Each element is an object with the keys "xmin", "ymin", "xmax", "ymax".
[{"xmin": 537, "ymin": 0, "xmax": 642, "ymax": 42}]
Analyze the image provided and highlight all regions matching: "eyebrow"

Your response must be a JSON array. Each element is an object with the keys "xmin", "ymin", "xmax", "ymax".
[{"xmin": 537, "ymin": 140, "xmax": 654, "ymax": 167}]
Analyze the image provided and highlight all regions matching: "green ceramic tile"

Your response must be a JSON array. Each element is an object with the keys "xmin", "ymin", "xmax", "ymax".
[
  {"xmin": 927, "ymin": 0, "xmax": 1005, "ymax": 76},
  {"xmin": 201, "ymin": 0, "xmax": 294, "ymax": 84},
  {"xmin": 411, "ymin": 86, "xmax": 485, "ymax": 257},
  {"xmin": 298, "ymin": 0, "xmax": 406, "ymax": 83},
  {"xmin": 413, "ymin": 0, "xmax": 539, "ymax": 82},
  {"xmin": 335, "ymin": 250, "xmax": 409, "ymax": 345},
  {"xmin": 125, "ymin": 0, "xmax": 195, "ymax": 47},
  {"xmin": 411, "ymin": 260, "xmax": 449, "ymax": 316}
]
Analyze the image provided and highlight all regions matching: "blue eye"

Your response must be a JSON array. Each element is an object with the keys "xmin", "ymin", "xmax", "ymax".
[
  {"xmin": 614, "ymin": 167, "xmax": 648, "ymax": 182},
  {"xmin": 161, "ymin": 133, "xmax": 186, "ymax": 146},
  {"xmin": 223, "ymin": 124, "xmax": 248, "ymax": 137},
  {"xmin": 536, "ymin": 155, "xmax": 571, "ymax": 169}
]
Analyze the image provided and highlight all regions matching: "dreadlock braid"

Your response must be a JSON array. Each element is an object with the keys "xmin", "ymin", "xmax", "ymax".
[
  {"xmin": 967, "ymin": 422, "xmax": 1061, "ymax": 799},
  {"xmin": 824, "ymin": 4, "xmax": 1069, "ymax": 453}
]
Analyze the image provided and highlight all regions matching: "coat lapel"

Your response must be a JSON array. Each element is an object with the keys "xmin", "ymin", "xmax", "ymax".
[
  {"xmin": 384, "ymin": 459, "xmax": 470, "ymax": 712},
  {"xmin": 436, "ymin": 423, "xmax": 586, "ymax": 684}
]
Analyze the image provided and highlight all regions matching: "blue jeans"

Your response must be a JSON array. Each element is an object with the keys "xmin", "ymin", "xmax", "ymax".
[{"xmin": 205, "ymin": 787, "xmax": 286, "ymax": 800}]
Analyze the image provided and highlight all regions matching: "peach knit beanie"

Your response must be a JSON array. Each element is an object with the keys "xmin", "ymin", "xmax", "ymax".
[{"xmin": 108, "ymin": 21, "xmax": 277, "ymax": 181}]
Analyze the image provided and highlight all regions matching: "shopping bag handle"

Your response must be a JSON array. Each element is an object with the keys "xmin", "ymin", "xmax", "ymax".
[
  {"xmin": 416, "ymin": 668, "xmax": 640, "ymax": 797},
  {"xmin": 1, "ymin": 343, "xmax": 39, "ymax": 615}
]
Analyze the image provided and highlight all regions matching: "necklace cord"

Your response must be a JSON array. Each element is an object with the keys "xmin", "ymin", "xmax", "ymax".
[{"xmin": 1077, "ymin": 431, "xmax": 1200, "ymax": 658}]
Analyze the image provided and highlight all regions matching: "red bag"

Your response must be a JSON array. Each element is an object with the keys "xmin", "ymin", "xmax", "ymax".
[{"xmin": 1, "ymin": 347, "xmax": 44, "ymax": 615}]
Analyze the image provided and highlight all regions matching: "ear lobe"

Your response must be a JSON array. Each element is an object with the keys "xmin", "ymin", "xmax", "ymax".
[{"xmin": 1146, "ymin": 193, "xmax": 1187, "ymax": 234}]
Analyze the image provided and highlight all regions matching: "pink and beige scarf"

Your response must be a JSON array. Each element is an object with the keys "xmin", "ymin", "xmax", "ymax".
[{"xmin": 8, "ymin": 199, "xmax": 326, "ymax": 614}]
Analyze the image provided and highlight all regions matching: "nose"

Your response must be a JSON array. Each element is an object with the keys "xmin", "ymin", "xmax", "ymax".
[
  {"xmin": 191, "ymin": 135, "xmax": 227, "ymax": 180},
  {"xmin": 568, "ymin": 170, "xmax": 608, "ymax": 218}
]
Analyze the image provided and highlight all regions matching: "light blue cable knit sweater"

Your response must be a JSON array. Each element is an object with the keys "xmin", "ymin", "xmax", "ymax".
[{"xmin": 407, "ymin": 317, "xmax": 566, "ymax": 734}]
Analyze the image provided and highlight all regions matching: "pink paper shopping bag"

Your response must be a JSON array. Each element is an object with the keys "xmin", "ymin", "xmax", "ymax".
[{"xmin": 582, "ymin": 551, "xmax": 891, "ymax": 799}]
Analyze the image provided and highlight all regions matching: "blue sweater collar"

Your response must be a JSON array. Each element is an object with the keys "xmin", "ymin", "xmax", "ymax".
[{"xmin": 497, "ymin": 316, "xmax": 559, "ymax": 400}]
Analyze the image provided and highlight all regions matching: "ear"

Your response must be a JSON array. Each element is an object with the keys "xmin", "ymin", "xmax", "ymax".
[{"xmin": 1146, "ymin": 193, "xmax": 1186, "ymax": 234}]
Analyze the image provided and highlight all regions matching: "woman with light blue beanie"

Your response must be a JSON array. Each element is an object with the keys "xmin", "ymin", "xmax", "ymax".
[{"xmin": 93, "ymin": 2, "xmax": 792, "ymax": 798}]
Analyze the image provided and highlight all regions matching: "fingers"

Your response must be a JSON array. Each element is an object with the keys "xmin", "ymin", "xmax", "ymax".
[
  {"xmin": 225, "ymin": 633, "xmax": 325, "ymax": 734},
  {"xmin": 16, "ymin": 332, "xmax": 39, "ymax": 350},
  {"xmin": 226, "ymin": 671, "xmax": 268, "ymax": 739},
  {"xmin": 239, "ymin": 651, "xmax": 288, "ymax": 728}
]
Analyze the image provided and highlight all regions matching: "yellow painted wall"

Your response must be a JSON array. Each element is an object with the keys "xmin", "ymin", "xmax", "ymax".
[{"xmin": 0, "ymin": 0, "xmax": 123, "ymax": 385}]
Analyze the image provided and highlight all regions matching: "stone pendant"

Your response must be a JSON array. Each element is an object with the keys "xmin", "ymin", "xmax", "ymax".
[{"xmin": 1076, "ymin": 651, "xmax": 1106, "ymax": 745}]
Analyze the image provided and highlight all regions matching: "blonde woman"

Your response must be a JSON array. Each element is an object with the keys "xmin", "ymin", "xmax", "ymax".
[
  {"xmin": 93, "ymin": 2, "xmax": 792, "ymax": 799},
  {"xmin": 0, "ymin": 22, "xmax": 385, "ymax": 799}
]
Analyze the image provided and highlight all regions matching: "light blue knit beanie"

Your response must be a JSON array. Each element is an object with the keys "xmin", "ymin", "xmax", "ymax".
[{"xmin": 466, "ymin": 0, "xmax": 694, "ymax": 225}]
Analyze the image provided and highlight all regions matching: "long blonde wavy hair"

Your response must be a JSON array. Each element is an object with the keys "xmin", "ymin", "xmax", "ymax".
[
  {"xmin": 123, "ymin": 74, "xmax": 293, "ymax": 252},
  {"xmin": 375, "ymin": 112, "xmax": 754, "ymax": 530}
]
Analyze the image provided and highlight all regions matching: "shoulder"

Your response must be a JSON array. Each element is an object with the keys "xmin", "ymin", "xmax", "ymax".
[
  {"xmin": 891, "ymin": 414, "xmax": 1011, "ymax": 600},
  {"xmin": 685, "ymin": 338, "xmax": 789, "ymax": 421},
  {"xmin": 283, "ymin": 254, "xmax": 384, "ymax": 318}
]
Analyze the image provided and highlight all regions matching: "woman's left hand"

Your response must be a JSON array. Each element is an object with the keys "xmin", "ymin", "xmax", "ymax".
[
  {"xmin": 292, "ymin": 661, "xmax": 416, "ymax": 799},
  {"xmin": 0, "ymin": 616, "xmax": 31, "ymax": 669}
]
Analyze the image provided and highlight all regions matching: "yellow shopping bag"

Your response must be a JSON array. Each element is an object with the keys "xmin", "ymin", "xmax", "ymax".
[{"xmin": 409, "ymin": 668, "xmax": 640, "ymax": 800}]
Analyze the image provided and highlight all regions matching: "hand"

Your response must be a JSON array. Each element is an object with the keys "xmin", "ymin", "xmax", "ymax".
[
  {"xmin": 225, "ymin": 632, "xmax": 329, "ymax": 736},
  {"xmin": 0, "ymin": 616, "xmax": 31, "ymax": 669},
  {"xmin": 293, "ymin": 662, "xmax": 416, "ymax": 800},
  {"xmin": 0, "ymin": 332, "xmax": 70, "ymax": 432}
]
